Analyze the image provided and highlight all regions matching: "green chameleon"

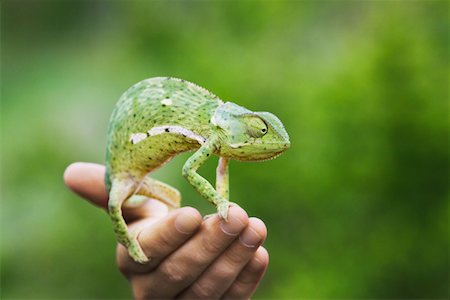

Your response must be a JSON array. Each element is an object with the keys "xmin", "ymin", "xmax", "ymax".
[{"xmin": 105, "ymin": 77, "xmax": 290, "ymax": 263}]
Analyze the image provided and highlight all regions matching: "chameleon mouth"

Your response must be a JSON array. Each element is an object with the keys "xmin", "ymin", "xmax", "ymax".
[
  {"xmin": 258, "ymin": 150, "xmax": 286, "ymax": 161},
  {"xmin": 233, "ymin": 140, "xmax": 290, "ymax": 162},
  {"xmin": 234, "ymin": 149, "xmax": 286, "ymax": 162}
]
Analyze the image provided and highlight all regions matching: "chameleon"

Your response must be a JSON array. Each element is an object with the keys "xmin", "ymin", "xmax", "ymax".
[{"xmin": 105, "ymin": 77, "xmax": 290, "ymax": 263}]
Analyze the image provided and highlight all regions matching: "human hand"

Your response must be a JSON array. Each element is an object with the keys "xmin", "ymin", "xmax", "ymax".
[{"xmin": 64, "ymin": 162, "xmax": 269, "ymax": 299}]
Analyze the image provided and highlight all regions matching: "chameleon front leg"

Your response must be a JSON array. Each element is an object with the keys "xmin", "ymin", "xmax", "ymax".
[
  {"xmin": 216, "ymin": 157, "xmax": 229, "ymax": 199},
  {"xmin": 182, "ymin": 141, "xmax": 231, "ymax": 220}
]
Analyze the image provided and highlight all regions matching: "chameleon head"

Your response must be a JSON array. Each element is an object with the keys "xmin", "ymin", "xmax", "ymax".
[{"xmin": 211, "ymin": 102, "xmax": 290, "ymax": 161}]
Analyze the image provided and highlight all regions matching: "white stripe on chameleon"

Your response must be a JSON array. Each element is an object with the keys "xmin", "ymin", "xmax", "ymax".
[
  {"xmin": 160, "ymin": 98, "xmax": 173, "ymax": 106},
  {"xmin": 130, "ymin": 125, "xmax": 206, "ymax": 145},
  {"xmin": 130, "ymin": 133, "xmax": 148, "ymax": 144},
  {"xmin": 148, "ymin": 126, "xmax": 206, "ymax": 144}
]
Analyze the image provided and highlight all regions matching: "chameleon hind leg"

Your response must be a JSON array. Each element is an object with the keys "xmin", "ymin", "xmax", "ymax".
[
  {"xmin": 127, "ymin": 176, "xmax": 181, "ymax": 209},
  {"xmin": 108, "ymin": 178, "xmax": 148, "ymax": 263}
]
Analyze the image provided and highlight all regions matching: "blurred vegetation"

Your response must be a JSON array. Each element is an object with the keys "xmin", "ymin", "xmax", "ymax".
[{"xmin": 1, "ymin": 1, "xmax": 448, "ymax": 299}]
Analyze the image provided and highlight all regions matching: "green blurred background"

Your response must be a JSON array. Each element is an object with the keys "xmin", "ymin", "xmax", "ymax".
[{"xmin": 1, "ymin": 0, "xmax": 448, "ymax": 299}]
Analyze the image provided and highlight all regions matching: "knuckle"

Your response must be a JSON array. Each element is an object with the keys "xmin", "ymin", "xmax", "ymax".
[
  {"xmin": 226, "ymin": 249, "xmax": 247, "ymax": 265},
  {"xmin": 131, "ymin": 278, "xmax": 152, "ymax": 300},
  {"xmin": 236, "ymin": 259, "xmax": 266, "ymax": 285},
  {"xmin": 227, "ymin": 281, "xmax": 247, "ymax": 298},
  {"xmin": 190, "ymin": 281, "xmax": 221, "ymax": 299},
  {"xmin": 117, "ymin": 259, "xmax": 128, "ymax": 275},
  {"xmin": 156, "ymin": 229, "xmax": 177, "ymax": 250},
  {"xmin": 215, "ymin": 263, "xmax": 237, "ymax": 280},
  {"xmin": 116, "ymin": 245, "xmax": 132, "ymax": 275},
  {"xmin": 200, "ymin": 239, "xmax": 223, "ymax": 256},
  {"xmin": 187, "ymin": 250, "xmax": 209, "ymax": 267},
  {"xmin": 159, "ymin": 260, "xmax": 192, "ymax": 285}
]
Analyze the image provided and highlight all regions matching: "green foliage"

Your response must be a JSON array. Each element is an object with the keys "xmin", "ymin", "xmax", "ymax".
[{"xmin": 1, "ymin": 1, "xmax": 448, "ymax": 298}]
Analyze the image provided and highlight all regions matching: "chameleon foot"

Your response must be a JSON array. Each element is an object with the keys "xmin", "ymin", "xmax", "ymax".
[
  {"xmin": 128, "ymin": 233, "xmax": 149, "ymax": 264},
  {"xmin": 217, "ymin": 201, "xmax": 231, "ymax": 221}
]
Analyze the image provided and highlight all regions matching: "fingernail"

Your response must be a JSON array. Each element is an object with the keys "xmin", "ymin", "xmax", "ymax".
[
  {"xmin": 239, "ymin": 227, "xmax": 262, "ymax": 248},
  {"xmin": 175, "ymin": 211, "xmax": 200, "ymax": 234},
  {"xmin": 220, "ymin": 213, "xmax": 246, "ymax": 236}
]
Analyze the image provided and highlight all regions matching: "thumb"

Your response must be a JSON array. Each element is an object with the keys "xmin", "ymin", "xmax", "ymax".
[{"xmin": 64, "ymin": 162, "xmax": 109, "ymax": 209}]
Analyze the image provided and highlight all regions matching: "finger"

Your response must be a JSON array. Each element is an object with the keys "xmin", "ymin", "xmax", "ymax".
[
  {"xmin": 133, "ymin": 205, "xmax": 249, "ymax": 299},
  {"xmin": 222, "ymin": 246, "xmax": 269, "ymax": 300},
  {"xmin": 124, "ymin": 197, "xmax": 170, "ymax": 224},
  {"xmin": 64, "ymin": 162, "xmax": 163, "ymax": 221},
  {"xmin": 63, "ymin": 162, "xmax": 109, "ymax": 208},
  {"xmin": 117, "ymin": 206, "xmax": 202, "ymax": 276},
  {"xmin": 178, "ymin": 217, "xmax": 267, "ymax": 299}
]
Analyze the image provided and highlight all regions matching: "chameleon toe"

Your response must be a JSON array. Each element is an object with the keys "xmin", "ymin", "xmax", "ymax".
[{"xmin": 128, "ymin": 243, "xmax": 149, "ymax": 264}]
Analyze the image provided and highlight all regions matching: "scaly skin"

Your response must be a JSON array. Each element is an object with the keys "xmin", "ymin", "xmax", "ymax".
[{"xmin": 105, "ymin": 77, "xmax": 290, "ymax": 263}]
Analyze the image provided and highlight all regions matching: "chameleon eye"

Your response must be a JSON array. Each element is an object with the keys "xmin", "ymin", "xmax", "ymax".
[{"xmin": 246, "ymin": 116, "xmax": 268, "ymax": 138}]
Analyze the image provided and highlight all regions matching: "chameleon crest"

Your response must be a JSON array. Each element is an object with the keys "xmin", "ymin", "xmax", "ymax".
[{"xmin": 105, "ymin": 77, "xmax": 290, "ymax": 263}]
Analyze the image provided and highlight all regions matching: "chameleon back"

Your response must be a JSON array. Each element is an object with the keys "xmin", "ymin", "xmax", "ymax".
[{"xmin": 105, "ymin": 77, "xmax": 222, "ymax": 191}]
